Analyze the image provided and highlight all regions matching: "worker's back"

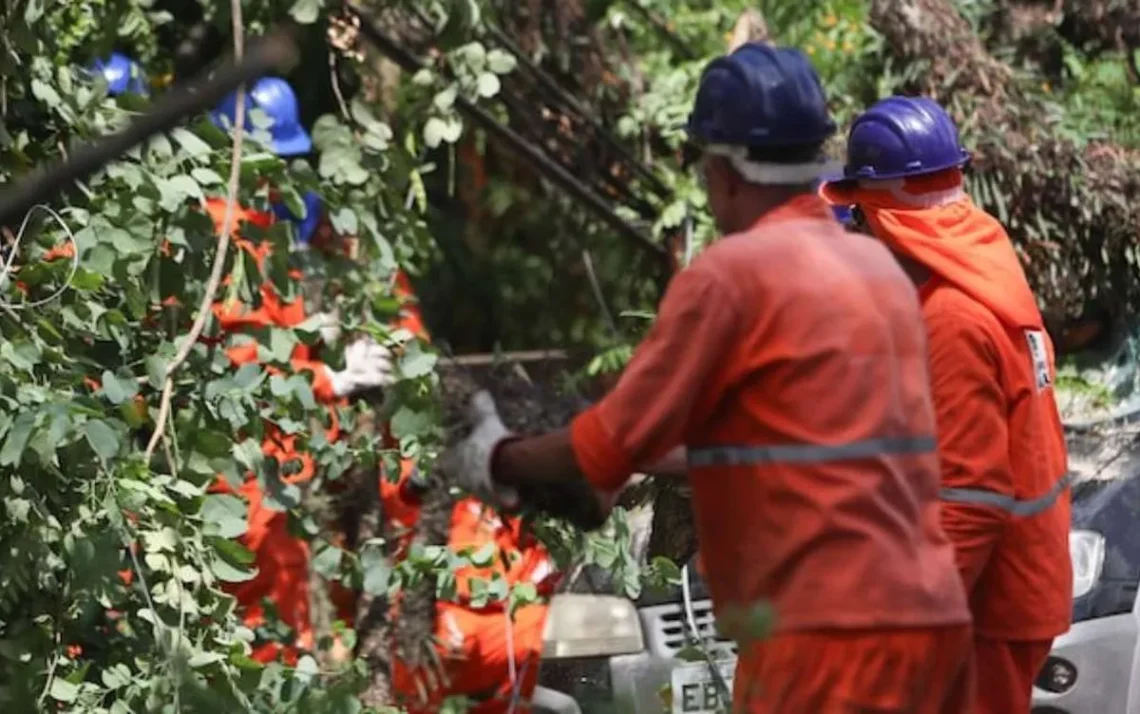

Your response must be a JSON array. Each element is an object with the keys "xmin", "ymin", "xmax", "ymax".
[{"xmin": 685, "ymin": 196, "xmax": 969, "ymax": 633}]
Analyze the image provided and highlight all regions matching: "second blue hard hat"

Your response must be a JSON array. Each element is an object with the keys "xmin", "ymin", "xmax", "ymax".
[
  {"xmin": 272, "ymin": 190, "xmax": 323, "ymax": 244},
  {"xmin": 91, "ymin": 52, "xmax": 148, "ymax": 96},
  {"xmin": 212, "ymin": 77, "xmax": 312, "ymax": 157},
  {"xmin": 838, "ymin": 96, "xmax": 970, "ymax": 183},
  {"xmin": 686, "ymin": 43, "xmax": 836, "ymax": 148}
]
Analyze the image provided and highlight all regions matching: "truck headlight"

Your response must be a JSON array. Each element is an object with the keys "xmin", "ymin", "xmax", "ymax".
[
  {"xmin": 541, "ymin": 594, "xmax": 645, "ymax": 659},
  {"xmin": 1070, "ymin": 530, "xmax": 1105, "ymax": 599}
]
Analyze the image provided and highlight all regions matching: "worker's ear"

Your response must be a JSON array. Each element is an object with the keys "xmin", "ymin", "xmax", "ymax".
[{"xmin": 703, "ymin": 155, "xmax": 738, "ymax": 197}]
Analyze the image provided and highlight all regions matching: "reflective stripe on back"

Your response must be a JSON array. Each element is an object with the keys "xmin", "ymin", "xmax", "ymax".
[
  {"xmin": 687, "ymin": 435, "xmax": 937, "ymax": 468},
  {"xmin": 940, "ymin": 472, "xmax": 1074, "ymax": 518}
]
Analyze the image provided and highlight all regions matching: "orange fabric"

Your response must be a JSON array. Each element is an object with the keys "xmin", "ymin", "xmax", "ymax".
[
  {"xmin": 391, "ymin": 603, "xmax": 548, "ymax": 714},
  {"xmin": 393, "ymin": 271, "xmax": 428, "ymax": 338},
  {"xmin": 973, "ymin": 637, "xmax": 1051, "ymax": 714},
  {"xmin": 380, "ymin": 453, "xmax": 556, "ymax": 712},
  {"xmin": 202, "ymin": 198, "xmax": 346, "ymax": 660},
  {"xmin": 735, "ymin": 625, "xmax": 974, "ymax": 713},
  {"xmin": 570, "ymin": 193, "xmax": 968, "ymax": 635},
  {"xmin": 831, "ymin": 172, "xmax": 1071, "ymax": 640}
]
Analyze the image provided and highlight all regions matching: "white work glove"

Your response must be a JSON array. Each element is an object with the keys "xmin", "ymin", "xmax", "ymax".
[
  {"xmin": 314, "ymin": 310, "xmax": 343, "ymax": 346},
  {"xmin": 325, "ymin": 337, "xmax": 396, "ymax": 398},
  {"xmin": 439, "ymin": 390, "xmax": 520, "ymax": 510}
]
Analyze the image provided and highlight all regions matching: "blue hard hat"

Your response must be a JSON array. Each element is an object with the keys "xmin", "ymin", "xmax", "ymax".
[
  {"xmin": 91, "ymin": 53, "xmax": 148, "ymax": 96},
  {"xmin": 838, "ymin": 96, "xmax": 970, "ymax": 183},
  {"xmin": 686, "ymin": 43, "xmax": 836, "ymax": 148},
  {"xmin": 211, "ymin": 77, "xmax": 312, "ymax": 157},
  {"xmin": 272, "ymin": 190, "xmax": 323, "ymax": 244}
]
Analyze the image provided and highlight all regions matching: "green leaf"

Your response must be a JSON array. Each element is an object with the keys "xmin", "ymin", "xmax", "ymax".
[
  {"xmin": 233, "ymin": 439, "xmax": 263, "ymax": 471},
  {"xmin": 49, "ymin": 678, "xmax": 78, "ymax": 702},
  {"xmin": 165, "ymin": 175, "xmax": 203, "ymax": 201},
  {"xmin": 188, "ymin": 651, "xmax": 226, "ymax": 668},
  {"xmin": 84, "ymin": 420, "xmax": 119, "ymax": 460},
  {"xmin": 476, "ymin": 72, "xmax": 501, "ymax": 98},
  {"xmin": 487, "ymin": 49, "xmax": 517, "ymax": 75},
  {"xmin": 469, "ymin": 542, "xmax": 496, "ymax": 568},
  {"xmin": 269, "ymin": 328, "xmax": 298, "ymax": 364},
  {"xmin": 0, "ymin": 414, "xmax": 35, "ymax": 468},
  {"xmin": 146, "ymin": 355, "xmax": 167, "ymax": 388},
  {"xmin": 31, "ymin": 79, "xmax": 61, "ymax": 108},
  {"xmin": 311, "ymin": 544, "xmax": 343, "ymax": 578},
  {"xmin": 201, "ymin": 494, "xmax": 248, "ymax": 538},
  {"xmin": 191, "ymin": 167, "xmax": 224, "ymax": 185},
  {"xmin": 210, "ymin": 557, "xmax": 257, "ymax": 583},
  {"xmin": 101, "ymin": 370, "xmax": 139, "ymax": 405},
  {"xmin": 434, "ymin": 86, "xmax": 458, "ymax": 112},
  {"xmin": 171, "ymin": 127, "xmax": 213, "ymax": 158},
  {"xmin": 399, "ymin": 345, "xmax": 437, "ymax": 379},
  {"xmin": 0, "ymin": 340, "xmax": 40, "ymax": 372},
  {"xmin": 424, "ymin": 117, "xmax": 448, "ymax": 149},
  {"xmin": 289, "ymin": 0, "xmax": 321, "ymax": 24},
  {"xmin": 361, "ymin": 547, "xmax": 391, "ymax": 595},
  {"xmin": 101, "ymin": 664, "xmax": 131, "ymax": 690}
]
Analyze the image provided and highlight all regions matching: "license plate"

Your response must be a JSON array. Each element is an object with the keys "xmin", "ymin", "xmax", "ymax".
[{"xmin": 671, "ymin": 658, "xmax": 736, "ymax": 714}]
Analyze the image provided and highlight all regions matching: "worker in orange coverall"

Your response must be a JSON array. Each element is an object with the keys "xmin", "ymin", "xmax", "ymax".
[
  {"xmin": 368, "ymin": 275, "xmax": 565, "ymax": 714},
  {"xmin": 382, "ymin": 467, "xmax": 560, "ymax": 714},
  {"xmin": 441, "ymin": 45, "xmax": 974, "ymax": 714},
  {"xmin": 206, "ymin": 77, "xmax": 396, "ymax": 663},
  {"xmin": 821, "ymin": 96, "xmax": 1072, "ymax": 714}
]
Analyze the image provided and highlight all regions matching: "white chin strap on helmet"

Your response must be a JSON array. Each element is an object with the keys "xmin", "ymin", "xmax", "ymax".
[{"xmin": 704, "ymin": 144, "xmax": 825, "ymax": 185}]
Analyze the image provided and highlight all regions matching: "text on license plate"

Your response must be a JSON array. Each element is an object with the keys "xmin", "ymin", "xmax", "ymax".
[{"xmin": 671, "ymin": 659, "xmax": 736, "ymax": 714}]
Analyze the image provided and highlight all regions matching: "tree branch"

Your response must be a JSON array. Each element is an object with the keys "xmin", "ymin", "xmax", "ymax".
[{"xmin": 145, "ymin": 0, "xmax": 248, "ymax": 460}]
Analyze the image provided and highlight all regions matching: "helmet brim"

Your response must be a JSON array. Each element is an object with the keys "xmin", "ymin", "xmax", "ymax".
[
  {"xmin": 272, "ymin": 127, "xmax": 313, "ymax": 157},
  {"xmin": 818, "ymin": 177, "xmax": 859, "ymax": 206}
]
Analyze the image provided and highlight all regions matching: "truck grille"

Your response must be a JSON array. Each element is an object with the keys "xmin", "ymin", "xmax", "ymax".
[{"xmin": 639, "ymin": 600, "xmax": 737, "ymax": 658}]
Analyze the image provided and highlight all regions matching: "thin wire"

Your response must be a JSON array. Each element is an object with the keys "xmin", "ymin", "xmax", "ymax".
[
  {"xmin": 580, "ymin": 248, "xmax": 618, "ymax": 337},
  {"xmin": 681, "ymin": 563, "xmax": 733, "ymax": 707},
  {"xmin": 0, "ymin": 204, "xmax": 80, "ymax": 309}
]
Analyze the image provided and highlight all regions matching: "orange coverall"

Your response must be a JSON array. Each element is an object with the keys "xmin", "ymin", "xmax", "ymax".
[
  {"xmin": 382, "ymin": 469, "xmax": 557, "ymax": 714},
  {"xmin": 570, "ymin": 194, "xmax": 973, "ymax": 713},
  {"xmin": 825, "ymin": 170, "xmax": 1072, "ymax": 714},
  {"xmin": 372, "ymin": 280, "xmax": 556, "ymax": 714},
  {"xmin": 203, "ymin": 198, "xmax": 342, "ymax": 663}
]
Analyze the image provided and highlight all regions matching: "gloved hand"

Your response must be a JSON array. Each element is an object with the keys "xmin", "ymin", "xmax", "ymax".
[
  {"xmin": 324, "ymin": 337, "xmax": 396, "ymax": 398},
  {"xmin": 313, "ymin": 310, "xmax": 343, "ymax": 345},
  {"xmin": 439, "ymin": 390, "xmax": 520, "ymax": 510}
]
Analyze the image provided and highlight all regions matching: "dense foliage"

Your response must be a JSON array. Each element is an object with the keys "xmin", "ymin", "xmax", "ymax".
[{"xmin": 2, "ymin": 0, "xmax": 1139, "ymax": 711}]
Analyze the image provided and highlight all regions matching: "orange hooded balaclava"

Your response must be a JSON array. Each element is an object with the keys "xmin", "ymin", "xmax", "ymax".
[{"xmin": 821, "ymin": 168, "xmax": 1042, "ymax": 330}]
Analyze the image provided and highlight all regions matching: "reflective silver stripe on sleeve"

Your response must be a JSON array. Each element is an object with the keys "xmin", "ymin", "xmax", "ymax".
[
  {"xmin": 940, "ymin": 472, "xmax": 1075, "ymax": 518},
  {"xmin": 687, "ymin": 435, "xmax": 938, "ymax": 468}
]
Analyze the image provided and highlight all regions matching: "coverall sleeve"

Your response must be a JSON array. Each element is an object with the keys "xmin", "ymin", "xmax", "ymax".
[
  {"xmin": 570, "ymin": 268, "xmax": 741, "ymax": 492},
  {"xmin": 927, "ymin": 309, "xmax": 1014, "ymax": 592}
]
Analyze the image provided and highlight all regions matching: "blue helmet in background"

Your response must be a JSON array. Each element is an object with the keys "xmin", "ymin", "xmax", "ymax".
[
  {"xmin": 211, "ymin": 77, "xmax": 312, "ymax": 157},
  {"xmin": 272, "ymin": 190, "xmax": 323, "ymax": 244},
  {"xmin": 837, "ymin": 96, "xmax": 970, "ymax": 183},
  {"xmin": 686, "ymin": 44, "xmax": 836, "ymax": 148},
  {"xmin": 91, "ymin": 52, "xmax": 148, "ymax": 96}
]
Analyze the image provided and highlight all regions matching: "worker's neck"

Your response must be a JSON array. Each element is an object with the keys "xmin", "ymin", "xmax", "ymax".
[{"xmin": 730, "ymin": 185, "xmax": 813, "ymax": 233}]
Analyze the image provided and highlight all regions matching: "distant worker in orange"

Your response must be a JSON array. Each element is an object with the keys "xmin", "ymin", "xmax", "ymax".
[
  {"xmin": 442, "ymin": 44, "xmax": 973, "ymax": 713},
  {"xmin": 372, "ymin": 276, "xmax": 568, "ymax": 714},
  {"xmin": 822, "ymin": 96, "xmax": 1071, "ymax": 714},
  {"xmin": 206, "ymin": 77, "xmax": 395, "ymax": 663}
]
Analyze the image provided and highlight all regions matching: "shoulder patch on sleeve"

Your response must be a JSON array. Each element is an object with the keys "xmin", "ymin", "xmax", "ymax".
[{"xmin": 1025, "ymin": 329, "xmax": 1053, "ymax": 392}]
